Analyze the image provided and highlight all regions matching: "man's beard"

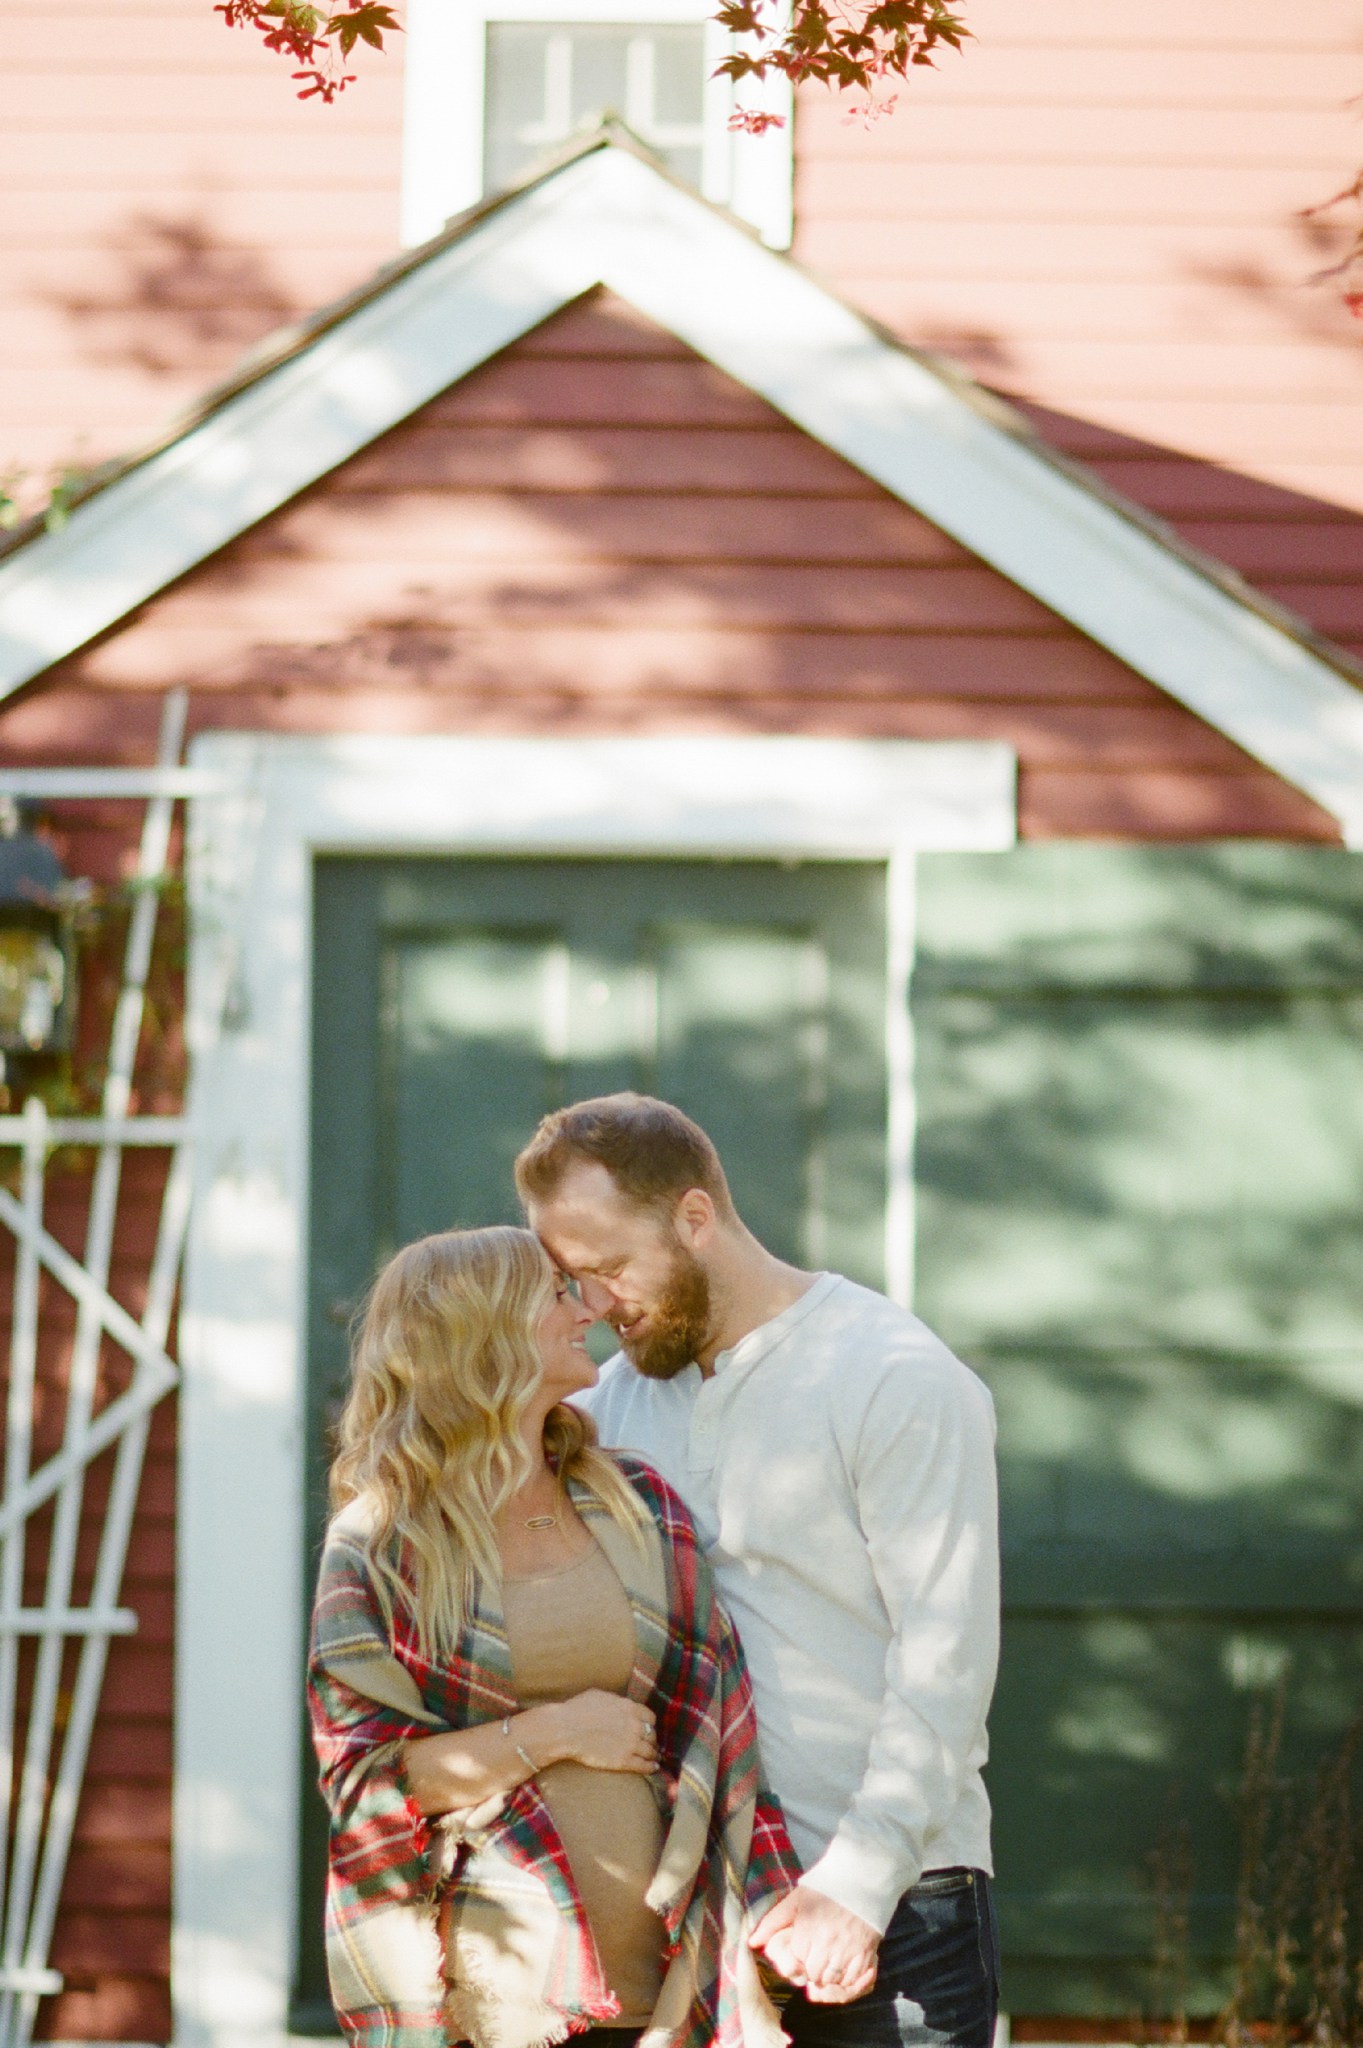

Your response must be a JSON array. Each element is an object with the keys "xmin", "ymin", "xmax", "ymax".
[{"xmin": 617, "ymin": 1247, "xmax": 712, "ymax": 1380}]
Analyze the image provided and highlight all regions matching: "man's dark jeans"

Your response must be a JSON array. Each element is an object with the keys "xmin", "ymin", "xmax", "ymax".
[{"xmin": 783, "ymin": 1868, "xmax": 1000, "ymax": 2048}]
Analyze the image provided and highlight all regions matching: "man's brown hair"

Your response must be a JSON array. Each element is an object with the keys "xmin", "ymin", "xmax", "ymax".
[{"xmin": 514, "ymin": 1092, "xmax": 736, "ymax": 1221}]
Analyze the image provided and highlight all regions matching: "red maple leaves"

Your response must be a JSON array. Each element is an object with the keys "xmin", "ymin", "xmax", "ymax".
[
  {"xmin": 715, "ymin": 0, "xmax": 966, "ymax": 127},
  {"xmin": 215, "ymin": 0, "xmax": 400, "ymax": 102},
  {"xmin": 217, "ymin": 0, "xmax": 961, "ymax": 117}
]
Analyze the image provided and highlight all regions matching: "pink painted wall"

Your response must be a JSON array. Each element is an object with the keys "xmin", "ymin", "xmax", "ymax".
[
  {"xmin": 6, "ymin": 0, "xmax": 1363, "ymax": 527},
  {"xmin": 0, "ymin": 0, "xmax": 402, "ymax": 486},
  {"xmin": 793, "ymin": 0, "xmax": 1363, "ymax": 515}
]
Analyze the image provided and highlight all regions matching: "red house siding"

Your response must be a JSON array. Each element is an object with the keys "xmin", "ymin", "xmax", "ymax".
[
  {"xmin": 6, "ymin": 294, "xmax": 1341, "ymax": 845},
  {"xmin": 1017, "ymin": 398, "xmax": 1363, "ymax": 672}
]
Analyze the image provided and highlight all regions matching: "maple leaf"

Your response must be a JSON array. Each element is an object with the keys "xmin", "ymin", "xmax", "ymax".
[
  {"xmin": 325, "ymin": 2, "xmax": 402, "ymax": 56},
  {"xmin": 714, "ymin": 1, "xmax": 770, "ymax": 38}
]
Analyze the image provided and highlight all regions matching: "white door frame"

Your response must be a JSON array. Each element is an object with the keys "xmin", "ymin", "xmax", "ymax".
[{"xmin": 175, "ymin": 731, "xmax": 1015, "ymax": 2048}]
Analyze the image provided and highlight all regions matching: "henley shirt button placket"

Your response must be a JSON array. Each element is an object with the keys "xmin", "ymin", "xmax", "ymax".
[
  {"xmin": 688, "ymin": 1412, "xmax": 718, "ymax": 1475},
  {"xmin": 688, "ymin": 1377, "xmax": 724, "ymax": 1477}
]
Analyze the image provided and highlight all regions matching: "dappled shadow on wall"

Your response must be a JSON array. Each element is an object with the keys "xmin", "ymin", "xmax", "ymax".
[
  {"xmin": 1012, "ymin": 391, "xmax": 1363, "ymax": 665},
  {"xmin": 912, "ymin": 842, "xmax": 1363, "ymax": 2014},
  {"xmin": 46, "ymin": 211, "xmax": 299, "ymax": 379}
]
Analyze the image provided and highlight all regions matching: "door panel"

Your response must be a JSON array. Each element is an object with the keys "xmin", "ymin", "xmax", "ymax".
[
  {"xmin": 383, "ymin": 932, "xmax": 562, "ymax": 1247},
  {"xmin": 914, "ymin": 844, "xmax": 1363, "ymax": 2013},
  {"xmin": 296, "ymin": 855, "xmax": 888, "ymax": 2028},
  {"xmin": 652, "ymin": 924, "xmax": 826, "ymax": 1266}
]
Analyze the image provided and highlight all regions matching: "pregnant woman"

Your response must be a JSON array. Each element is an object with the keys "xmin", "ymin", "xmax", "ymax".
[{"xmin": 308, "ymin": 1225, "xmax": 798, "ymax": 2048}]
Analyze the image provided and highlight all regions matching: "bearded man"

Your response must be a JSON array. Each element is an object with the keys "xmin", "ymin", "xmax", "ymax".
[{"xmin": 514, "ymin": 1092, "xmax": 1000, "ymax": 2048}]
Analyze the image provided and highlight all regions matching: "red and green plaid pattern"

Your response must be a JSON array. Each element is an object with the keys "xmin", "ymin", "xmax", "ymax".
[{"xmin": 309, "ymin": 1454, "xmax": 800, "ymax": 2048}]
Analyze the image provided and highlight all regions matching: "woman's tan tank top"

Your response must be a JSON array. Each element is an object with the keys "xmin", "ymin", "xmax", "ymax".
[{"xmin": 501, "ymin": 1540, "xmax": 666, "ymax": 2026}]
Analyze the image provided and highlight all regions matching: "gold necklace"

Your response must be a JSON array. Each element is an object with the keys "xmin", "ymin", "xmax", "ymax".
[{"xmin": 523, "ymin": 1473, "xmax": 561, "ymax": 1531}]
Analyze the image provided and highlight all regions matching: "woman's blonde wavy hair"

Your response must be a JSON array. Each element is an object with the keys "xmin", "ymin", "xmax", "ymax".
[{"xmin": 330, "ymin": 1224, "xmax": 648, "ymax": 1661}]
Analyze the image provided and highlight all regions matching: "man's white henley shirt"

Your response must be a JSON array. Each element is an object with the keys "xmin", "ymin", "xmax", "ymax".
[{"xmin": 576, "ymin": 1271, "xmax": 1000, "ymax": 1935}]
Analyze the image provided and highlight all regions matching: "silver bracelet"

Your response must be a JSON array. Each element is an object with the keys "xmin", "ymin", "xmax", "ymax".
[{"xmin": 501, "ymin": 1713, "xmax": 539, "ymax": 1776}]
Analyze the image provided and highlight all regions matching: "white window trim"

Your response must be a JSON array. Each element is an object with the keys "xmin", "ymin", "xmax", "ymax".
[
  {"xmin": 174, "ymin": 730, "xmax": 1014, "ymax": 2048},
  {"xmin": 400, "ymin": 0, "xmax": 793, "ymax": 247}
]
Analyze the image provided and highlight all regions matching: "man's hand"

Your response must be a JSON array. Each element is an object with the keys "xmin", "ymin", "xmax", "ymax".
[{"xmin": 750, "ymin": 1885, "xmax": 881, "ymax": 2003}]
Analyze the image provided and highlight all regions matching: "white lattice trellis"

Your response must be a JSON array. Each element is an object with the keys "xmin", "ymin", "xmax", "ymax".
[{"xmin": 0, "ymin": 691, "xmax": 199, "ymax": 2048}]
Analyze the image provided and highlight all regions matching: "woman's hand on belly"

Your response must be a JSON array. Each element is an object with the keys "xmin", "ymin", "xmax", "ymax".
[
  {"xmin": 402, "ymin": 1691, "xmax": 657, "ymax": 1815},
  {"xmin": 541, "ymin": 1690, "xmax": 659, "ymax": 1775}
]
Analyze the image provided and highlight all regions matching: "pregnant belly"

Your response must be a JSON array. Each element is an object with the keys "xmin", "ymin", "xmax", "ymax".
[{"xmin": 537, "ymin": 1760, "xmax": 668, "ymax": 2021}]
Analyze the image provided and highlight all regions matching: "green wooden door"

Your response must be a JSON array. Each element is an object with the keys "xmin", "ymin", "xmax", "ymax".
[
  {"xmin": 294, "ymin": 855, "xmax": 888, "ymax": 2027},
  {"xmin": 914, "ymin": 845, "xmax": 1363, "ymax": 2014}
]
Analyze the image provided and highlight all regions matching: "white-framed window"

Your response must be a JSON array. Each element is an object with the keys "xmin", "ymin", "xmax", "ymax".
[{"xmin": 400, "ymin": 0, "xmax": 793, "ymax": 249}]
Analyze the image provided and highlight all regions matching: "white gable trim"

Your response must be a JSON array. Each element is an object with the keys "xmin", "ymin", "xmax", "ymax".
[
  {"xmin": 2, "ymin": 141, "xmax": 1362, "ymax": 838},
  {"xmin": 175, "ymin": 730, "xmax": 1014, "ymax": 2048}
]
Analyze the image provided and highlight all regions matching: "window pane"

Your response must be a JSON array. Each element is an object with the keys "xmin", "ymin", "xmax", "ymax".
[
  {"xmin": 484, "ymin": 20, "xmax": 706, "ymax": 193},
  {"xmin": 570, "ymin": 24, "xmax": 631, "ymax": 124},
  {"xmin": 485, "ymin": 20, "xmax": 550, "ymax": 131},
  {"xmin": 652, "ymin": 22, "xmax": 704, "ymax": 125}
]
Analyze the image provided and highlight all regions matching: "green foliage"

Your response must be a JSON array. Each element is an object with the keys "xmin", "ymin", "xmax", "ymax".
[
  {"xmin": 41, "ymin": 466, "xmax": 91, "ymax": 535},
  {"xmin": 0, "ymin": 464, "xmax": 92, "ymax": 539}
]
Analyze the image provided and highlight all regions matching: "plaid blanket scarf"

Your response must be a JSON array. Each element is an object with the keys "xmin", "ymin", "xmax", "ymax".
[{"xmin": 309, "ymin": 1453, "xmax": 801, "ymax": 2048}]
